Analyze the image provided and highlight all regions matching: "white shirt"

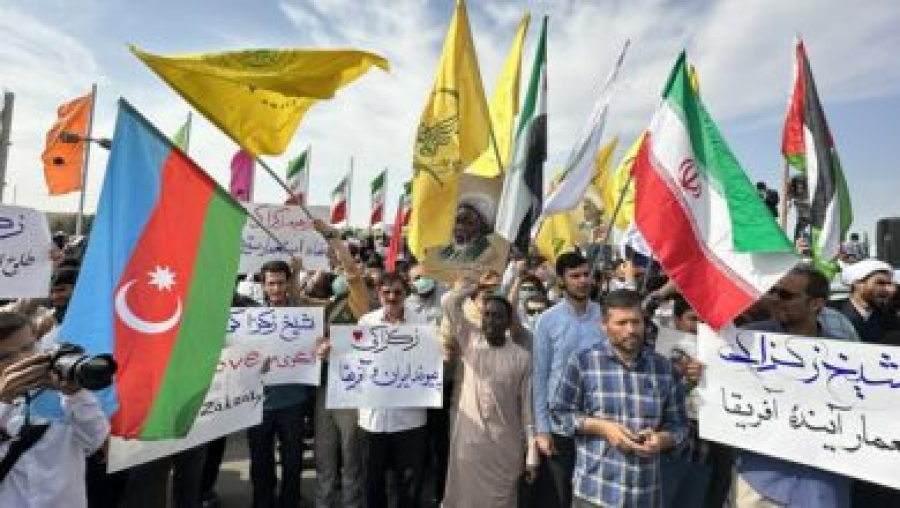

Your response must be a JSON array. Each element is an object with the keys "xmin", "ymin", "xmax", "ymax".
[
  {"xmin": 357, "ymin": 304, "xmax": 432, "ymax": 433},
  {"xmin": 0, "ymin": 391, "xmax": 109, "ymax": 508}
]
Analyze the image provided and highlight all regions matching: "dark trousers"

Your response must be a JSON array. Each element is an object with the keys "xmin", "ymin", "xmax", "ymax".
[
  {"xmin": 362, "ymin": 425, "xmax": 428, "ymax": 508},
  {"xmin": 248, "ymin": 405, "xmax": 307, "ymax": 508},
  {"xmin": 200, "ymin": 437, "xmax": 227, "ymax": 497},
  {"xmin": 85, "ymin": 451, "xmax": 128, "ymax": 508},
  {"xmin": 425, "ymin": 403, "xmax": 451, "ymax": 503},
  {"xmin": 532, "ymin": 434, "xmax": 576, "ymax": 508},
  {"xmin": 852, "ymin": 480, "xmax": 900, "ymax": 508},
  {"xmin": 117, "ymin": 447, "xmax": 206, "ymax": 508},
  {"xmin": 314, "ymin": 384, "xmax": 365, "ymax": 508}
]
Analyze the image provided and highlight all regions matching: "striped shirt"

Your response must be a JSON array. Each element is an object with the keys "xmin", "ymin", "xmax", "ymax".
[{"xmin": 551, "ymin": 342, "xmax": 688, "ymax": 507}]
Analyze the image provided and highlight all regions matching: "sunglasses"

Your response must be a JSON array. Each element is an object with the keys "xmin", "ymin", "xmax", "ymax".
[
  {"xmin": 380, "ymin": 289, "xmax": 405, "ymax": 296},
  {"xmin": 524, "ymin": 307, "xmax": 546, "ymax": 316},
  {"xmin": 767, "ymin": 287, "xmax": 802, "ymax": 300}
]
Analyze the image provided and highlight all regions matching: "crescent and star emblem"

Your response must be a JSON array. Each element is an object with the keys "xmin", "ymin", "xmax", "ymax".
[{"xmin": 114, "ymin": 265, "xmax": 183, "ymax": 334}]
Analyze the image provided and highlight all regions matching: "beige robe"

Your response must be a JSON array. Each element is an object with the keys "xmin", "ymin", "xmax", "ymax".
[{"xmin": 442, "ymin": 295, "xmax": 536, "ymax": 508}]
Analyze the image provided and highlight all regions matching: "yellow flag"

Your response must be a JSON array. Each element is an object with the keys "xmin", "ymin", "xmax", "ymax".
[
  {"xmin": 131, "ymin": 46, "xmax": 389, "ymax": 156},
  {"xmin": 535, "ymin": 170, "xmax": 582, "ymax": 262},
  {"xmin": 603, "ymin": 133, "xmax": 644, "ymax": 230},
  {"xmin": 584, "ymin": 137, "xmax": 618, "ymax": 207},
  {"xmin": 467, "ymin": 12, "xmax": 530, "ymax": 177},
  {"xmin": 408, "ymin": 0, "xmax": 490, "ymax": 259}
]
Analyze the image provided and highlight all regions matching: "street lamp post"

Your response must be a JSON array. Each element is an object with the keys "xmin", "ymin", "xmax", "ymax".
[{"xmin": 59, "ymin": 128, "xmax": 111, "ymax": 236}]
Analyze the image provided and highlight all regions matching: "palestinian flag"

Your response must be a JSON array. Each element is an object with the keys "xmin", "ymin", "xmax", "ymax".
[
  {"xmin": 285, "ymin": 147, "xmax": 309, "ymax": 205},
  {"xmin": 59, "ymin": 100, "xmax": 247, "ymax": 439},
  {"xmin": 331, "ymin": 176, "xmax": 349, "ymax": 225},
  {"xmin": 633, "ymin": 54, "xmax": 797, "ymax": 330},
  {"xmin": 782, "ymin": 39, "xmax": 852, "ymax": 264},
  {"xmin": 496, "ymin": 16, "xmax": 547, "ymax": 254},
  {"xmin": 370, "ymin": 169, "xmax": 386, "ymax": 226}
]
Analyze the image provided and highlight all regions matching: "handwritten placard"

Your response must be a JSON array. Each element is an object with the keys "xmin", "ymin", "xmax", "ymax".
[
  {"xmin": 0, "ymin": 205, "xmax": 51, "ymax": 298},
  {"xmin": 326, "ymin": 324, "xmax": 442, "ymax": 409},
  {"xmin": 698, "ymin": 325, "xmax": 900, "ymax": 489},
  {"xmin": 226, "ymin": 307, "xmax": 323, "ymax": 386},
  {"xmin": 107, "ymin": 341, "xmax": 265, "ymax": 472},
  {"xmin": 239, "ymin": 204, "xmax": 330, "ymax": 275}
]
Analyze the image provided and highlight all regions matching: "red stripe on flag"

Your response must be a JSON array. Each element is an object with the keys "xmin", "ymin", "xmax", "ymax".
[
  {"xmin": 782, "ymin": 41, "xmax": 807, "ymax": 162},
  {"xmin": 633, "ymin": 134, "xmax": 756, "ymax": 330},
  {"xmin": 111, "ymin": 150, "xmax": 215, "ymax": 437},
  {"xmin": 385, "ymin": 201, "xmax": 405, "ymax": 272},
  {"xmin": 331, "ymin": 202, "xmax": 346, "ymax": 224}
]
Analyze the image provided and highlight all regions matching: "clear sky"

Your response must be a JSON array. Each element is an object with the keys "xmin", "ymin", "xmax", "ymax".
[{"xmin": 1, "ymin": 0, "xmax": 898, "ymax": 239}]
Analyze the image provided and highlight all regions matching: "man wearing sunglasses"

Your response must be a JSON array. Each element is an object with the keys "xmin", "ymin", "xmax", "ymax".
[{"xmin": 733, "ymin": 264, "xmax": 853, "ymax": 508}]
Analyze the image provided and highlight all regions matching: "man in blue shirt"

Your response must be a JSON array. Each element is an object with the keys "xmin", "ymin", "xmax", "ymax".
[
  {"xmin": 532, "ymin": 251, "xmax": 605, "ymax": 507},
  {"xmin": 736, "ymin": 264, "xmax": 853, "ymax": 508},
  {"xmin": 552, "ymin": 289, "xmax": 687, "ymax": 507}
]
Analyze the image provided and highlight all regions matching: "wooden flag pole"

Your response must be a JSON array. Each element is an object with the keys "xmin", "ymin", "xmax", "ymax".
[{"xmin": 780, "ymin": 161, "xmax": 790, "ymax": 231}]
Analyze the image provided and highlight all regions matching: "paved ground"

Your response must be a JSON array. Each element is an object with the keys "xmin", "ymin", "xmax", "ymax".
[
  {"xmin": 207, "ymin": 432, "xmax": 442, "ymax": 508},
  {"xmin": 210, "ymin": 432, "xmax": 317, "ymax": 507}
]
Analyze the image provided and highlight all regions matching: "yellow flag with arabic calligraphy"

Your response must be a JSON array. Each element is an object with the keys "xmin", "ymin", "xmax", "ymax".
[
  {"xmin": 408, "ymin": 0, "xmax": 490, "ymax": 259},
  {"xmin": 467, "ymin": 12, "xmax": 530, "ymax": 177},
  {"xmin": 132, "ymin": 46, "xmax": 389, "ymax": 156}
]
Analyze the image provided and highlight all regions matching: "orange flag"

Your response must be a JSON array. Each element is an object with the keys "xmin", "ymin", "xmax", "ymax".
[{"xmin": 42, "ymin": 92, "xmax": 93, "ymax": 195}]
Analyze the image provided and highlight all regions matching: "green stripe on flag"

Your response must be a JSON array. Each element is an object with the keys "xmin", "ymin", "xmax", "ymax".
[
  {"xmin": 140, "ymin": 193, "xmax": 247, "ymax": 439},
  {"xmin": 664, "ymin": 55, "xmax": 794, "ymax": 254}
]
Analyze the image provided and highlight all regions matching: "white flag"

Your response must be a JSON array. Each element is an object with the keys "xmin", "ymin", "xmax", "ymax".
[{"xmin": 542, "ymin": 40, "xmax": 629, "ymax": 215}]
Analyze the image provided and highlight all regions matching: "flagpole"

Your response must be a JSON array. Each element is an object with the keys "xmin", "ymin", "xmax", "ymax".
[
  {"xmin": 254, "ymin": 156, "xmax": 318, "ymax": 221},
  {"xmin": 779, "ymin": 160, "xmax": 790, "ymax": 231},
  {"xmin": 348, "ymin": 156, "xmax": 354, "ymax": 232},
  {"xmin": 305, "ymin": 143, "xmax": 311, "ymax": 206},
  {"xmin": 0, "ymin": 92, "xmax": 14, "ymax": 204},
  {"xmin": 183, "ymin": 111, "xmax": 192, "ymax": 154},
  {"xmin": 589, "ymin": 172, "xmax": 633, "ymax": 282},
  {"xmin": 75, "ymin": 83, "xmax": 97, "ymax": 237}
]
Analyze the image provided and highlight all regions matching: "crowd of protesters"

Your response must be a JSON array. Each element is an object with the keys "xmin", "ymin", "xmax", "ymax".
[{"xmin": 1, "ymin": 214, "xmax": 899, "ymax": 508}]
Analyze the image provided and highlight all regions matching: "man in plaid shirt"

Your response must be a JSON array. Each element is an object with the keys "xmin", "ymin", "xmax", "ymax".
[{"xmin": 551, "ymin": 289, "xmax": 688, "ymax": 507}]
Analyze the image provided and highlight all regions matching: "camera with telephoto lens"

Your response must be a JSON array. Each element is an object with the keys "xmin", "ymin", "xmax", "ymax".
[{"xmin": 47, "ymin": 343, "xmax": 117, "ymax": 391}]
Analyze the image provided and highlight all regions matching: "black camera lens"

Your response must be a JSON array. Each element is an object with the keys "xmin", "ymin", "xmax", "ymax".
[{"xmin": 49, "ymin": 343, "xmax": 117, "ymax": 391}]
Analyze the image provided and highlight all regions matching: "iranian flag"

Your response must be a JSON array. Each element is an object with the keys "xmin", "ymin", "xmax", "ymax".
[
  {"xmin": 782, "ymin": 39, "xmax": 852, "ymax": 265},
  {"xmin": 370, "ymin": 169, "xmax": 386, "ymax": 226},
  {"xmin": 331, "ymin": 176, "xmax": 349, "ymax": 225},
  {"xmin": 285, "ymin": 147, "xmax": 309, "ymax": 205},
  {"xmin": 385, "ymin": 180, "xmax": 412, "ymax": 271},
  {"xmin": 633, "ymin": 54, "xmax": 798, "ymax": 330}
]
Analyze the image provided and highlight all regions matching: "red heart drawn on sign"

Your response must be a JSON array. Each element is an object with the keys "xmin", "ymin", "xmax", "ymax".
[{"xmin": 352, "ymin": 330, "xmax": 363, "ymax": 342}]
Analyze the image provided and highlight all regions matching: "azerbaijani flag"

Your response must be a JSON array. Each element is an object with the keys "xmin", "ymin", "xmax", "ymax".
[
  {"xmin": 633, "ymin": 53, "xmax": 797, "ymax": 330},
  {"xmin": 60, "ymin": 100, "xmax": 248, "ymax": 439}
]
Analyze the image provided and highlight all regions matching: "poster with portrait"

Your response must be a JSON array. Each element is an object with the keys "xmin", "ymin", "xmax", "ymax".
[{"xmin": 420, "ymin": 174, "xmax": 509, "ymax": 284}]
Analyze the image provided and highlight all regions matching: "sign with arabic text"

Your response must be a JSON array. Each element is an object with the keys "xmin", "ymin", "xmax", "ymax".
[
  {"xmin": 0, "ymin": 205, "xmax": 51, "ymax": 298},
  {"xmin": 698, "ymin": 325, "xmax": 900, "ymax": 489},
  {"xmin": 107, "ymin": 341, "xmax": 264, "ymax": 472},
  {"xmin": 326, "ymin": 324, "xmax": 442, "ymax": 408},
  {"xmin": 226, "ymin": 306, "xmax": 323, "ymax": 386},
  {"xmin": 239, "ymin": 204, "xmax": 329, "ymax": 275}
]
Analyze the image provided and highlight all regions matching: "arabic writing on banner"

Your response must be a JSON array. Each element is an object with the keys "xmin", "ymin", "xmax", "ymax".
[
  {"xmin": 698, "ymin": 324, "xmax": 900, "ymax": 490},
  {"xmin": 0, "ymin": 205, "xmax": 51, "ymax": 298},
  {"xmin": 107, "ymin": 342, "xmax": 265, "ymax": 472},
  {"xmin": 239, "ymin": 204, "xmax": 330, "ymax": 275},
  {"xmin": 226, "ymin": 306, "xmax": 323, "ymax": 386},
  {"xmin": 326, "ymin": 324, "xmax": 442, "ymax": 409}
]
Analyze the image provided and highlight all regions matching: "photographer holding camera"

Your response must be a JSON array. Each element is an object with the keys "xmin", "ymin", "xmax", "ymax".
[{"xmin": 0, "ymin": 312, "xmax": 109, "ymax": 508}]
